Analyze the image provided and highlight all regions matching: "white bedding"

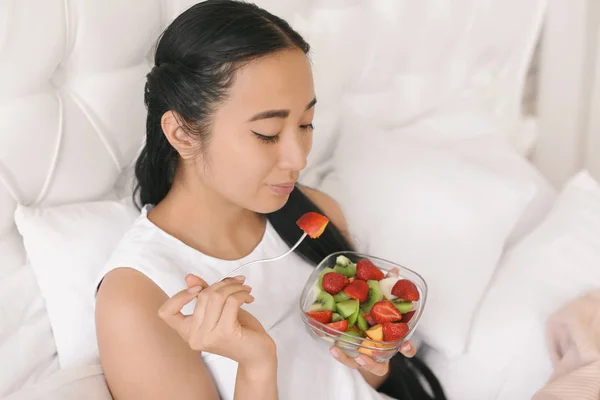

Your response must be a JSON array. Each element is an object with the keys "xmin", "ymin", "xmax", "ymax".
[
  {"xmin": 0, "ymin": 265, "xmax": 58, "ymax": 397},
  {"xmin": 424, "ymin": 170, "xmax": 600, "ymax": 400},
  {"xmin": 3, "ymin": 366, "xmax": 110, "ymax": 400}
]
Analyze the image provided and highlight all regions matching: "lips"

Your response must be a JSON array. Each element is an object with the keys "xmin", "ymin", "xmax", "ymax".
[{"xmin": 269, "ymin": 182, "xmax": 296, "ymax": 196}]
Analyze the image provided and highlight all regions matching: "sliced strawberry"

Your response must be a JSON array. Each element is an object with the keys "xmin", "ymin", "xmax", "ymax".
[
  {"xmin": 401, "ymin": 310, "xmax": 416, "ymax": 323},
  {"xmin": 324, "ymin": 319, "xmax": 349, "ymax": 335},
  {"xmin": 343, "ymin": 279, "xmax": 369, "ymax": 303},
  {"xmin": 296, "ymin": 212, "xmax": 329, "ymax": 239},
  {"xmin": 356, "ymin": 259, "xmax": 385, "ymax": 281},
  {"xmin": 363, "ymin": 313, "xmax": 377, "ymax": 326},
  {"xmin": 391, "ymin": 279, "xmax": 420, "ymax": 301},
  {"xmin": 382, "ymin": 322, "xmax": 410, "ymax": 341},
  {"xmin": 306, "ymin": 310, "xmax": 333, "ymax": 324},
  {"xmin": 370, "ymin": 301, "xmax": 403, "ymax": 324},
  {"xmin": 322, "ymin": 272, "xmax": 349, "ymax": 295}
]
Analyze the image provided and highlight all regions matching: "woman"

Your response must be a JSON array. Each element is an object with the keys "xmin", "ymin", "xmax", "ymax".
[{"xmin": 95, "ymin": 1, "xmax": 445, "ymax": 399}]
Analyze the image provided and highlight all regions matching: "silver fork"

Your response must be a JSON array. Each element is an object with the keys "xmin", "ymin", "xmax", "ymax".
[{"xmin": 221, "ymin": 232, "xmax": 308, "ymax": 280}]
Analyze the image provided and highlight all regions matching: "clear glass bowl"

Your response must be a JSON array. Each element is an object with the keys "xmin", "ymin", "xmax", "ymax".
[{"xmin": 299, "ymin": 251, "xmax": 427, "ymax": 362}]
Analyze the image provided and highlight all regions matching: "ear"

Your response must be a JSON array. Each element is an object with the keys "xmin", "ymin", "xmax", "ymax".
[{"xmin": 161, "ymin": 111, "xmax": 196, "ymax": 159}]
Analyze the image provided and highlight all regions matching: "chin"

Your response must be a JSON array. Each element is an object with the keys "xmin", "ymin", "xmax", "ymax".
[{"xmin": 254, "ymin": 193, "xmax": 290, "ymax": 214}]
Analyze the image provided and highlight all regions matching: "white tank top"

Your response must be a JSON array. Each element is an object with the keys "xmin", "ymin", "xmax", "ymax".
[{"xmin": 95, "ymin": 205, "xmax": 391, "ymax": 400}]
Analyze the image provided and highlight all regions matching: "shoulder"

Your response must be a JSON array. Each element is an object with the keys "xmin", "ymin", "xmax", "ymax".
[
  {"xmin": 95, "ymin": 269, "xmax": 219, "ymax": 399},
  {"xmin": 96, "ymin": 268, "xmax": 167, "ymax": 324},
  {"xmin": 298, "ymin": 185, "xmax": 351, "ymax": 241},
  {"xmin": 95, "ymin": 269, "xmax": 171, "ymax": 360}
]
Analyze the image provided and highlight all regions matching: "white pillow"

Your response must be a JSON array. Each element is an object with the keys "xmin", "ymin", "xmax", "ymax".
[
  {"xmin": 14, "ymin": 200, "xmax": 138, "ymax": 369},
  {"xmin": 357, "ymin": 108, "xmax": 557, "ymax": 245},
  {"xmin": 460, "ymin": 170, "xmax": 600, "ymax": 400},
  {"xmin": 320, "ymin": 120, "xmax": 535, "ymax": 357}
]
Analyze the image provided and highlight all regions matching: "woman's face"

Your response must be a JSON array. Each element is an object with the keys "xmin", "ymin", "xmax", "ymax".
[{"xmin": 185, "ymin": 48, "xmax": 316, "ymax": 214}]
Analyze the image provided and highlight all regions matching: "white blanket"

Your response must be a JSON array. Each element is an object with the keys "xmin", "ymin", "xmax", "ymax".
[{"xmin": 4, "ymin": 366, "xmax": 111, "ymax": 400}]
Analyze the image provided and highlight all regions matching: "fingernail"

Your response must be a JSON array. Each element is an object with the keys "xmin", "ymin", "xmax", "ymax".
[
  {"xmin": 401, "ymin": 343, "xmax": 411, "ymax": 352},
  {"xmin": 234, "ymin": 275, "xmax": 246, "ymax": 281},
  {"xmin": 329, "ymin": 348, "xmax": 339, "ymax": 359},
  {"xmin": 188, "ymin": 286, "xmax": 202, "ymax": 294},
  {"xmin": 243, "ymin": 285, "xmax": 252, "ymax": 291},
  {"xmin": 355, "ymin": 357, "xmax": 367, "ymax": 366}
]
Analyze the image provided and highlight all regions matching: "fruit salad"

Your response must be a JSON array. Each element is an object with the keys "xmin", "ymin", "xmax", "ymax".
[{"xmin": 301, "ymin": 253, "xmax": 426, "ymax": 359}]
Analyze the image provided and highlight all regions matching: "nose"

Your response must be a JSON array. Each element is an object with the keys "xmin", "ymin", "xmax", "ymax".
[{"xmin": 278, "ymin": 129, "xmax": 310, "ymax": 172}]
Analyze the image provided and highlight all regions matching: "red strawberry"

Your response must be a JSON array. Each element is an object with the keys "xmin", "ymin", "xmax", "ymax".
[
  {"xmin": 363, "ymin": 313, "xmax": 377, "ymax": 326},
  {"xmin": 356, "ymin": 259, "xmax": 385, "ymax": 281},
  {"xmin": 324, "ymin": 320, "xmax": 348, "ymax": 335},
  {"xmin": 322, "ymin": 272, "xmax": 349, "ymax": 295},
  {"xmin": 370, "ymin": 301, "xmax": 403, "ymax": 324},
  {"xmin": 391, "ymin": 279, "xmax": 420, "ymax": 301},
  {"xmin": 401, "ymin": 310, "xmax": 416, "ymax": 323},
  {"xmin": 343, "ymin": 279, "xmax": 369, "ymax": 303},
  {"xmin": 306, "ymin": 310, "xmax": 333, "ymax": 324},
  {"xmin": 296, "ymin": 212, "xmax": 329, "ymax": 238},
  {"xmin": 382, "ymin": 322, "xmax": 410, "ymax": 341}
]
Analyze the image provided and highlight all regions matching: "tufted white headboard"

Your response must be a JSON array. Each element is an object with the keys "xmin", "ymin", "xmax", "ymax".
[{"xmin": 0, "ymin": 0, "xmax": 547, "ymax": 281}]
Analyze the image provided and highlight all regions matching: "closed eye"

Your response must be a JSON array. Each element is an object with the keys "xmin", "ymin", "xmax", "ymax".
[
  {"xmin": 252, "ymin": 131, "xmax": 280, "ymax": 144},
  {"xmin": 251, "ymin": 124, "xmax": 313, "ymax": 144}
]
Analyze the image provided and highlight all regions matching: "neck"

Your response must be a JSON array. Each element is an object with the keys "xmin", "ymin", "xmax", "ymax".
[{"xmin": 147, "ymin": 170, "xmax": 266, "ymax": 260}]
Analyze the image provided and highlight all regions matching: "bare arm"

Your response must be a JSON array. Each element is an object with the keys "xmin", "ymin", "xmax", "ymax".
[{"xmin": 96, "ymin": 268, "xmax": 278, "ymax": 400}]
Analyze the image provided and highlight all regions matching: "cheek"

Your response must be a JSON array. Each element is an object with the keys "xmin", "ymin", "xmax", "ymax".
[
  {"xmin": 204, "ymin": 134, "xmax": 277, "ymax": 186},
  {"xmin": 305, "ymin": 131, "xmax": 313, "ymax": 153}
]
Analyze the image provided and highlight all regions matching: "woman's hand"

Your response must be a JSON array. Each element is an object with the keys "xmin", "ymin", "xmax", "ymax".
[
  {"xmin": 329, "ymin": 340, "xmax": 417, "ymax": 377},
  {"xmin": 329, "ymin": 266, "xmax": 417, "ymax": 387},
  {"xmin": 158, "ymin": 273, "xmax": 277, "ymax": 367}
]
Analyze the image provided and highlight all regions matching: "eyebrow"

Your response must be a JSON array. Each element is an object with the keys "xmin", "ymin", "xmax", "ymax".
[{"xmin": 247, "ymin": 97, "xmax": 317, "ymax": 122}]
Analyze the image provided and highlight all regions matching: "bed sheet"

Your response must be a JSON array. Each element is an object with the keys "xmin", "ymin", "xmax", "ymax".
[{"xmin": 3, "ymin": 365, "xmax": 110, "ymax": 400}]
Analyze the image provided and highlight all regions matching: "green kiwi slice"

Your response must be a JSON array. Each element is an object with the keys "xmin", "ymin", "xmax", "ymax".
[
  {"xmin": 336, "ymin": 255, "xmax": 352, "ymax": 266},
  {"xmin": 357, "ymin": 313, "xmax": 369, "ymax": 332},
  {"xmin": 331, "ymin": 312, "xmax": 344, "ymax": 322},
  {"xmin": 341, "ymin": 330, "xmax": 363, "ymax": 344},
  {"xmin": 309, "ymin": 291, "xmax": 336, "ymax": 312},
  {"xmin": 359, "ymin": 280, "xmax": 384, "ymax": 314},
  {"xmin": 347, "ymin": 304, "xmax": 360, "ymax": 327},
  {"xmin": 334, "ymin": 262, "xmax": 357, "ymax": 278},
  {"xmin": 391, "ymin": 299, "xmax": 414, "ymax": 314},
  {"xmin": 333, "ymin": 291, "xmax": 351, "ymax": 303},
  {"xmin": 336, "ymin": 299, "xmax": 359, "ymax": 319}
]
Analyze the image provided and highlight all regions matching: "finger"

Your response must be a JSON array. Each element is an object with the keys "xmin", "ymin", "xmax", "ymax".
[
  {"xmin": 158, "ymin": 286, "xmax": 203, "ymax": 334},
  {"xmin": 219, "ymin": 291, "xmax": 255, "ymax": 328},
  {"xmin": 329, "ymin": 346, "xmax": 359, "ymax": 369},
  {"xmin": 189, "ymin": 278, "xmax": 248, "ymax": 331},
  {"xmin": 185, "ymin": 274, "xmax": 209, "ymax": 289},
  {"xmin": 204, "ymin": 275, "xmax": 246, "ymax": 293},
  {"xmin": 399, "ymin": 341, "xmax": 417, "ymax": 358},
  {"xmin": 353, "ymin": 355, "xmax": 390, "ymax": 376},
  {"xmin": 198, "ymin": 283, "xmax": 252, "ymax": 330}
]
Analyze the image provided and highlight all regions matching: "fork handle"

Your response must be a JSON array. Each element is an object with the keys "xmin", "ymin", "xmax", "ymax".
[{"xmin": 222, "ymin": 232, "xmax": 307, "ymax": 280}]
